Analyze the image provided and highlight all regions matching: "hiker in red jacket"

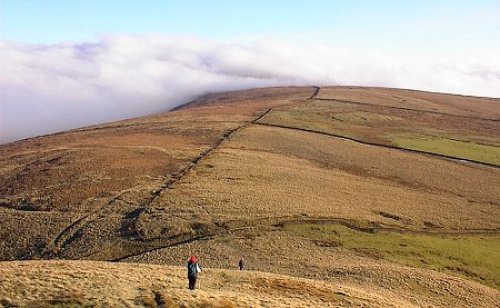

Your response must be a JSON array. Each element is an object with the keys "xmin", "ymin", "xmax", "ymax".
[{"xmin": 187, "ymin": 256, "xmax": 202, "ymax": 290}]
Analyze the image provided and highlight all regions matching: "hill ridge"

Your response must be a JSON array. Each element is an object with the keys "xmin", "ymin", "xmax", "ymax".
[{"xmin": 1, "ymin": 86, "xmax": 499, "ymax": 307}]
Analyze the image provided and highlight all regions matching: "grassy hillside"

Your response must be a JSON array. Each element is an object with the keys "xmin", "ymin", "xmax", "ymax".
[
  {"xmin": 1, "ymin": 261, "xmax": 499, "ymax": 308},
  {"xmin": 259, "ymin": 97, "xmax": 500, "ymax": 165},
  {"xmin": 0, "ymin": 86, "xmax": 499, "ymax": 306},
  {"xmin": 286, "ymin": 223, "xmax": 500, "ymax": 289}
]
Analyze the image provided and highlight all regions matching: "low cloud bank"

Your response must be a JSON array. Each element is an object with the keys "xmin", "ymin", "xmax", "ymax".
[{"xmin": 1, "ymin": 35, "xmax": 499, "ymax": 144}]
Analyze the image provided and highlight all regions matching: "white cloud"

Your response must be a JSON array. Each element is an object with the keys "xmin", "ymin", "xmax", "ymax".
[{"xmin": 1, "ymin": 35, "xmax": 499, "ymax": 144}]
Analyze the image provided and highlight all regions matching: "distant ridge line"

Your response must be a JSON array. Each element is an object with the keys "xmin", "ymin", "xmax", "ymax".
[{"xmin": 314, "ymin": 97, "xmax": 500, "ymax": 122}]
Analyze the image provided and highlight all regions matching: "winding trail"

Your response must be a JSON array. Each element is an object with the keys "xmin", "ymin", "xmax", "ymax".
[
  {"xmin": 40, "ymin": 87, "xmax": 285, "ymax": 259},
  {"xmin": 113, "ymin": 215, "xmax": 500, "ymax": 262},
  {"xmin": 110, "ymin": 86, "xmax": 500, "ymax": 262},
  {"xmin": 41, "ymin": 188, "xmax": 142, "ymax": 257},
  {"xmin": 41, "ymin": 86, "xmax": 499, "ymax": 262},
  {"xmin": 111, "ymin": 216, "xmax": 290, "ymax": 262}
]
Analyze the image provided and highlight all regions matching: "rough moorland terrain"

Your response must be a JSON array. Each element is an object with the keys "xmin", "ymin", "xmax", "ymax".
[
  {"xmin": 1, "ymin": 260, "xmax": 498, "ymax": 307},
  {"xmin": 0, "ymin": 86, "xmax": 499, "ymax": 307}
]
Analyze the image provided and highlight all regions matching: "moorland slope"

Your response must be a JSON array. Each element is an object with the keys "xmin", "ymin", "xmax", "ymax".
[{"xmin": 1, "ymin": 86, "xmax": 499, "ymax": 307}]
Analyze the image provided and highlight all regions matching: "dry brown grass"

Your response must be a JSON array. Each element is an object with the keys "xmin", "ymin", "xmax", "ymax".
[
  {"xmin": 160, "ymin": 124, "xmax": 499, "ymax": 231},
  {"xmin": 259, "ymin": 98, "xmax": 500, "ymax": 164},
  {"xmin": 317, "ymin": 86, "xmax": 500, "ymax": 119},
  {"xmin": 0, "ymin": 86, "xmax": 499, "ymax": 307},
  {"xmin": 0, "ymin": 87, "xmax": 312, "ymax": 260},
  {"xmin": 1, "ymin": 260, "xmax": 498, "ymax": 307},
  {"xmin": 125, "ymin": 230, "xmax": 500, "ymax": 307},
  {"xmin": 0, "ymin": 260, "xmax": 387, "ymax": 307}
]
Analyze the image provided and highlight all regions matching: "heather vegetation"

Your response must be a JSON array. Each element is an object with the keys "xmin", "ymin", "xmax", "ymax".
[{"xmin": 1, "ymin": 87, "xmax": 499, "ymax": 307}]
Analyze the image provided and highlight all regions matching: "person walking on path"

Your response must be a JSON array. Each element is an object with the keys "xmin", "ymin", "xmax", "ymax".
[
  {"xmin": 187, "ymin": 256, "xmax": 202, "ymax": 290},
  {"xmin": 238, "ymin": 258, "xmax": 244, "ymax": 271}
]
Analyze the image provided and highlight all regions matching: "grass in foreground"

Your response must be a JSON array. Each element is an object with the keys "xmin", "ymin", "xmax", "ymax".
[{"xmin": 286, "ymin": 223, "xmax": 500, "ymax": 289}]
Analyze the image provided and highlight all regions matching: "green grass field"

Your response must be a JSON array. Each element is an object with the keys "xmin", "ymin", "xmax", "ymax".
[
  {"xmin": 262, "ymin": 108, "xmax": 500, "ymax": 166},
  {"xmin": 334, "ymin": 111, "xmax": 403, "ymax": 123},
  {"xmin": 286, "ymin": 223, "xmax": 500, "ymax": 289},
  {"xmin": 259, "ymin": 109, "xmax": 359, "ymax": 139},
  {"xmin": 388, "ymin": 135, "xmax": 500, "ymax": 165}
]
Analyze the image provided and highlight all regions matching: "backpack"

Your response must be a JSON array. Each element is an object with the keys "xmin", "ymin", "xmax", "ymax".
[{"xmin": 188, "ymin": 262, "xmax": 197, "ymax": 277}]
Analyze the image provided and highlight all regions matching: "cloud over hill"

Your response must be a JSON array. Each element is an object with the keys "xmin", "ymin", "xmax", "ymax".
[{"xmin": 1, "ymin": 35, "xmax": 499, "ymax": 143}]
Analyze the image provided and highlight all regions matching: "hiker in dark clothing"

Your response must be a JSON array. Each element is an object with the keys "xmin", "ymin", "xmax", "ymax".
[
  {"xmin": 187, "ymin": 256, "xmax": 201, "ymax": 290},
  {"xmin": 238, "ymin": 258, "xmax": 244, "ymax": 270}
]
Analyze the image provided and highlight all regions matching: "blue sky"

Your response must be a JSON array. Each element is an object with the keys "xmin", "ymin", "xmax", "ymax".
[
  {"xmin": 2, "ymin": 0, "xmax": 500, "ymax": 50},
  {"xmin": 1, "ymin": 1, "xmax": 500, "ymax": 143}
]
